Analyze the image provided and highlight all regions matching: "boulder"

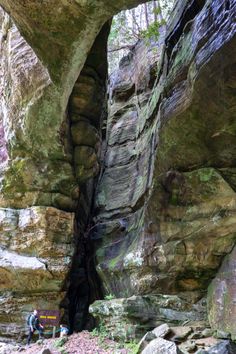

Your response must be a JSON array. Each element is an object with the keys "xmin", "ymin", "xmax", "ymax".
[
  {"xmin": 208, "ymin": 246, "xmax": 236, "ymax": 340},
  {"xmin": 197, "ymin": 340, "xmax": 236, "ymax": 354},
  {"xmin": 138, "ymin": 332, "xmax": 157, "ymax": 353},
  {"xmin": 89, "ymin": 295, "xmax": 206, "ymax": 340},
  {"xmin": 152, "ymin": 324, "xmax": 170, "ymax": 338},
  {"xmin": 141, "ymin": 338, "xmax": 182, "ymax": 354},
  {"xmin": 38, "ymin": 349, "xmax": 52, "ymax": 354}
]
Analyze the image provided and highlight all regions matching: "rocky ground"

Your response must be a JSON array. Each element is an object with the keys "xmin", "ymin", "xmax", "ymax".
[
  {"xmin": 0, "ymin": 331, "xmax": 130, "ymax": 354},
  {"xmin": 1, "ymin": 324, "xmax": 236, "ymax": 354}
]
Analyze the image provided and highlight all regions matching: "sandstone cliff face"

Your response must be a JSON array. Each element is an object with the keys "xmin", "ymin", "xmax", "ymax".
[
  {"xmin": 0, "ymin": 0, "xmax": 235, "ymax": 344},
  {"xmin": 91, "ymin": 0, "xmax": 236, "ymax": 339},
  {"xmin": 0, "ymin": 0, "xmax": 148, "ymax": 341}
]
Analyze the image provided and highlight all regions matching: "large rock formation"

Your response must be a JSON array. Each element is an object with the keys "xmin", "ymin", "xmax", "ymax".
[
  {"xmin": 0, "ymin": 206, "xmax": 74, "ymax": 341},
  {"xmin": 0, "ymin": 0, "xmax": 148, "ymax": 341},
  {"xmin": 91, "ymin": 0, "xmax": 236, "ymax": 340},
  {"xmin": 0, "ymin": 0, "xmax": 235, "ymax": 344}
]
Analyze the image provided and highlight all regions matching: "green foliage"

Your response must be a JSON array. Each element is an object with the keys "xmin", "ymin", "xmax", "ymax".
[
  {"xmin": 108, "ymin": 1, "xmax": 174, "ymax": 73},
  {"xmin": 59, "ymin": 349, "xmax": 68, "ymax": 354},
  {"xmin": 104, "ymin": 293, "xmax": 115, "ymax": 300},
  {"xmin": 91, "ymin": 321, "xmax": 109, "ymax": 340},
  {"xmin": 140, "ymin": 20, "xmax": 165, "ymax": 41},
  {"xmin": 53, "ymin": 337, "xmax": 69, "ymax": 354},
  {"xmin": 91, "ymin": 322, "xmax": 139, "ymax": 353},
  {"xmin": 124, "ymin": 340, "xmax": 139, "ymax": 354}
]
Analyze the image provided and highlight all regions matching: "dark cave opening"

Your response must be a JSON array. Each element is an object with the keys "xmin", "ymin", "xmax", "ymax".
[{"xmin": 65, "ymin": 22, "xmax": 110, "ymax": 334}]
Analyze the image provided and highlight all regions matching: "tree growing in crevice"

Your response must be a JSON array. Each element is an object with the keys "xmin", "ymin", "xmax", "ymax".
[{"xmin": 108, "ymin": 0, "xmax": 174, "ymax": 72}]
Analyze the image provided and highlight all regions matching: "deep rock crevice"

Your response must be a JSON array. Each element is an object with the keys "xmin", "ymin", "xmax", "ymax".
[
  {"xmin": 0, "ymin": 0, "xmax": 236, "ymax": 344},
  {"xmin": 64, "ymin": 22, "xmax": 110, "ymax": 333}
]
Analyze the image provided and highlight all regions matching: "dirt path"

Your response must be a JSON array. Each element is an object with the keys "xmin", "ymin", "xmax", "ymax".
[{"xmin": 7, "ymin": 331, "xmax": 130, "ymax": 354}]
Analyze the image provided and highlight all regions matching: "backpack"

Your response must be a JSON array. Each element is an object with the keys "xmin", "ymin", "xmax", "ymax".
[{"xmin": 27, "ymin": 314, "xmax": 32, "ymax": 326}]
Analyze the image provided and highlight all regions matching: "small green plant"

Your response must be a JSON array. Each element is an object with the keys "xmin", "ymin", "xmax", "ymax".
[
  {"xmin": 141, "ymin": 19, "xmax": 166, "ymax": 41},
  {"xmin": 54, "ymin": 337, "xmax": 67, "ymax": 348},
  {"xmin": 53, "ymin": 337, "xmax": 69, "ymax": 354},
  {"xmin": 104, "ymin": 293, "xmax": 115, "ymax": 300},
  {"xmin": 91, "ymin": 321, "xmax": 109, "ymax": 340},
  {"xmin": 124, "ymin": 340, "xmax": 139, "ymax": 354},
  {"xmin": 59, "ymin": 349, "xmax": 68, "ymax": 354}
]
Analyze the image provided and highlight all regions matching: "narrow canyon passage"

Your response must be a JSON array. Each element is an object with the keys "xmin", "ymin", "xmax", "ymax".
[
  {"xmin": 0, "ymin": 0, "xmax": 236, "ymax": 351},
  {"xmin": 64, "ymin": 22, "xmax": 110, "ymax": 332}
]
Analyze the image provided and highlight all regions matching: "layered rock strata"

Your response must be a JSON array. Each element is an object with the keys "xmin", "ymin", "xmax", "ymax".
[
  {"xmin": 90, "ymin": 294, "xmax": 206, "ymax": 340},
  {"xmin": 91, "ymin": 0, "xmax": 236, "ymax": 339},
  {"xmin": 0, "ymin": 0, "xmax": 148, "ymax": 341},
  {"xmin": 0, "ymin": 0, "xmax": 235, "ymax": 343},
  {"xmin": 0, "ymin": 206, "xmax": 74, "ymax": 341}
]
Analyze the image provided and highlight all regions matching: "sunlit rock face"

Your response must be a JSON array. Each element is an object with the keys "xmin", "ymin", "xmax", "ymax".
[
  {"xmin": 0, "ymin": 0, "xmax": 149, "ymax": 342},
  {"xmin": 93, "ymin": 0, "xmax": 236, "ymax": 336},
  {"xmin": 0, "ymin": 206, "xmax": 74, "ymax": 340}
]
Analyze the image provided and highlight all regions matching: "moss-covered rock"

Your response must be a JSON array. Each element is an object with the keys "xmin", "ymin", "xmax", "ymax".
[{"xmin": 89, "ymin": 294, "xmax": 207, "ymax": 340}]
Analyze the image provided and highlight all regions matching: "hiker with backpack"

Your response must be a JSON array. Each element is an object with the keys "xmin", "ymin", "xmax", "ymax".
[{"xmin": 27, "ymin": 309, "xmax": 44, "ymax": 345}]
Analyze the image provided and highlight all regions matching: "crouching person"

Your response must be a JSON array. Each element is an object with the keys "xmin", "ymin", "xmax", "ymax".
[
  {"xmin": 60, "ymin": 324, "xmax": 69, "ymax": 338},
  {"xmin": 27, "ymin": 309, "xmax": 44, "ymax": 345}
]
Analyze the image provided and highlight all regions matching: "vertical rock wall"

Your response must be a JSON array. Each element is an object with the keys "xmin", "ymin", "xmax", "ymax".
[
  {"xmin": 0, "ymin": 0, "xmax": 150, "ymax": 341},
  {"xmin": 91, "ymin": 0, "xmax": 236, "ymax": 339},
  {"xmin": 0, "ymin": 9, "xmax": 76, "ymax": 341},
  {"xmin": 0, "ymin": 0, "xmax": 235, "ymax": 342},
  {"xmin": 0, "ymin": 9, "xmax": 109, "ymax": 338}
]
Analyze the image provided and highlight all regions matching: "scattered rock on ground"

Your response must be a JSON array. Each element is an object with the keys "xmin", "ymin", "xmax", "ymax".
[
  {"xmin": 202, "ymin": 329, "xmax": 214, "ymax": 338},
  {"xmin": 141, "ymin": 337, "xmax": 182, "ymax": 354},
  {"xmin": 189, "ymin": 331, "xmax": 203, "ymax": 340},
  {"xmin": 39, "ymin": 349, "xmax": 52, "ymax": 354},
  {"xmin": 207, "ymin": 340, "xmax": 236, "ymax": 354},
  {"xmin": 138, "ymin": 331, "xmax": 156, "ymax": 353},
  {"xmin": 194, "ymin": 337, "xmax": 219, "ymax": 348},
  {"xmin": 152, "ymin": 324, "xmax": 170, "ymax": 338},
  {"xmin": 195, "ymin": 340, "xmax": 236, "ymax": 353},
  {"xmin": 178, "ymin": 340, "xmax": 196, "ymax": 353},
  {"xmin": 169, "ymin": 326, "xmax": 192, "ymax": 341}
]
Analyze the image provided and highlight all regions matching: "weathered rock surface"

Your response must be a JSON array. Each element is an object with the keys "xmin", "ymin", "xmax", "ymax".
[
  {"xmin": 152, "ymin": 324, "xmax": 171, "ymax": 338},
  {"xmin": 141, "ymin": 337, "xmax": 182, "ymax": 354},
  {"xmin": 0, "ymin": 206, "xmax": 74, "ymax": 340},
  {"xmin": 138, "ymin": 331, "xmax": 157, "ymax": 353},
  {"xmin": 90, "ymin": 294, "xmax": 206, "ymax": 340},
  {"xmin": 90, "ymin": 0, "xmax": 236, "ymax": 341},
  {"xmin": 138, "ymin": 324, "xmax": 171, "ymax": 353},
  {"xmin": 0, "ymin": 0, "xmax": 150, "ymax": 341},
  {"xmin": 208, "ymin": 245, "xmax": 236, "ymax": 340},
  {"xmin": 196, "ymin": 340, "xmax": 236, "ymax": 354},
  {"xmin": 0, "ymin": 0, "xmax": 235, "ymax": 344}
]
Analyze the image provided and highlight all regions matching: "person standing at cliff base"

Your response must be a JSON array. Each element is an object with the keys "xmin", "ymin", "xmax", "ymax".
[{"xmin": 27, "ymin": 309, "xmax": 44, "ymax": 345}]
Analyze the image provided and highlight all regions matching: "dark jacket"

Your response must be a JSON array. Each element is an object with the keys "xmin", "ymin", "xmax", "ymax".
[{"xmin": 29, "ymin": 314, "xmax": 39, "ymax": 329}]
